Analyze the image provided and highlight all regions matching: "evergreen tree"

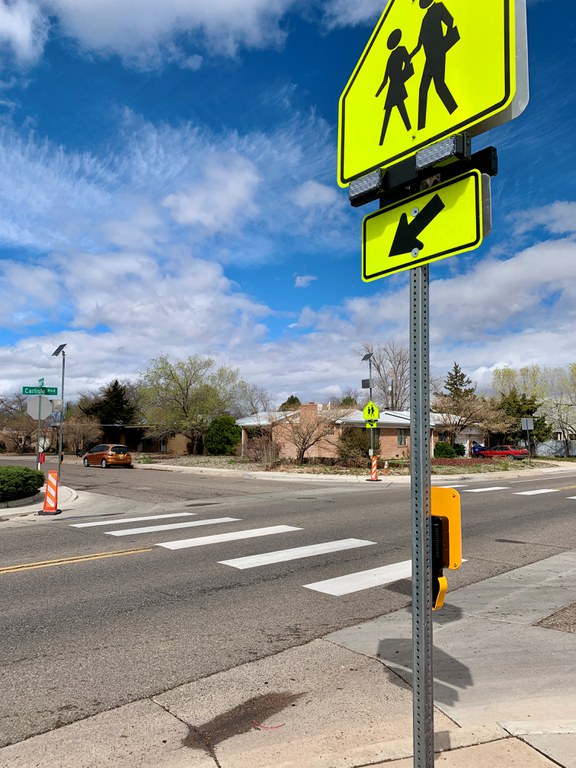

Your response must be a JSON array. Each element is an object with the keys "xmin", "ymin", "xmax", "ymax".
[
  {"xmin": 443, "ymin": 362, "xmax": 476, "ymax": 399},
  {"xmin": 205, "ymin": 416, "xmax": 241, "ymax": 455},
  {"xmin": 497, "ymin": 387, "xmax": 551, "ymax": 445},
  {"xmin": 81, "ymin": 380, "xmax": 136, "ymax": 427},
  {"xmin": 279, "ymin": 395, "xmax": 301, "ymax": 412}
]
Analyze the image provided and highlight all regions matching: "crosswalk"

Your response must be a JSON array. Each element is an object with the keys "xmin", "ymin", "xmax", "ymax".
[
  {"xmin": 69, "ymin": 484, "xmax": 573, "ymax": 597},
  {"xmin": 69, "ymin": 514, "xmax": 391, "ymax": 596},
  {"xmin": 435, "ymin": 484, "xmax": 568, "ymax": 496}
]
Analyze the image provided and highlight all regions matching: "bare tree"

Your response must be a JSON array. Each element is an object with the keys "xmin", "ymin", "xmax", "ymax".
[
  {"xmin": 275, "ymin": 405, "xmax": 350, "ymax": 464},
  {"xmin": 534, "ymin": 365, "xmax": 576, "ymax": 455},
  {"xmin": 0, "ymin": 394, "xmax": 36, "ymax": 453},
  {"xmin": 237, "ymin": 382, "xmax": 274, "ymax": 415},
  {"xmin": 361, "ymin": 342, "xmax": 410, "ymax": 410},
  {"xmin": 63, "ymin": 415, "xmax": 102, "ymax": 455}
]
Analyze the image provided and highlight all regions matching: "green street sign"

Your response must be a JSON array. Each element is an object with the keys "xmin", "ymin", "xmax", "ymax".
[{"xmin": 22, "ymin": 386, "xmax": 58, "ymax": 396}]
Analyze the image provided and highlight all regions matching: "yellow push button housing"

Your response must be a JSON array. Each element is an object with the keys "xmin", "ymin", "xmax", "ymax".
[{"xmin": 431, "ymin": 487, "xmax": 462, "ymax": 610}]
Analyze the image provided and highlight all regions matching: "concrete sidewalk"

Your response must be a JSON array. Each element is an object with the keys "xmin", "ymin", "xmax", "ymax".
[{"xmin": 1, "ymin": 533, "xmax": 574, "ymax": 766}]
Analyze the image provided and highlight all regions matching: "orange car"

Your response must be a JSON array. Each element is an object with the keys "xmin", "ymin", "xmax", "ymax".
[{"xmin": 83, "ymin": 444, "xmax": 133, "ymax": 468}]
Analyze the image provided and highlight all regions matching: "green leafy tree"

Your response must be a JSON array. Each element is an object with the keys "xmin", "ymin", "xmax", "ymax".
[
  {"xmin": 205, "ymin": 416, "xmax": 242, "ymax": 455},
  {"xmin": 138, "ymin": 355, "xmax": 248, "ymax": 453}
]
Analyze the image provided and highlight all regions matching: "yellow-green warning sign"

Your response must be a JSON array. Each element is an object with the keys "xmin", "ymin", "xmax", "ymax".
[
  {"xmin": 362, "ymin": 170, "xmax": 483, "ymax": 281},
  {"xmin": 338, "ymin": 0, "xmax": 517, "ymax": 186}
]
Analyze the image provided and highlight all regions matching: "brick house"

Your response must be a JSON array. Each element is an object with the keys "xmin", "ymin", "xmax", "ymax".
[{"xmin": 236, "ymin": 402, "xmax": 447, "ymax": 460}]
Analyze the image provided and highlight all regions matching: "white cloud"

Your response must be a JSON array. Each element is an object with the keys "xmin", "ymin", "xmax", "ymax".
[
  {"xmin": 294, "ymin": 274, "xmax": 317, "ymax": 288},
  {"xmin": 40, "ymin": 0, "xmax": 297, "ymax": 68},
  {"xmin": 0, "ymin": 0, "xmax": 386, "ymax": 72},
  {"xmin": 290, "ymin": 180, "xmax": 339, "ymax": 209},
  {"xmin": 511, "ymin": 201, "xmax": 576, "ymax": 237},
  {"xmin": 162, "ymin": 155, "xmax": 261, "ymax": 232},
  {"xmin": 323, "ymin": 0, "xmax": 384, "ymax": 29},
  {"xmin": 0, "ymin": 0, "xmax": 47, "ymax": 63}
]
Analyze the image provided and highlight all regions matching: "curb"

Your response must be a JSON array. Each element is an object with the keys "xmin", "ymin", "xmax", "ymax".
[{"xmin": 0, "ymin": 492, "xmax": 43, "ymax": 509}]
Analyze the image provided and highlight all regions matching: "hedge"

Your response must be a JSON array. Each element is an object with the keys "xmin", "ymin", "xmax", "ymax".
[{"xmin": 0, "ymin": 466, "xmax": 45, "ymax": 502}]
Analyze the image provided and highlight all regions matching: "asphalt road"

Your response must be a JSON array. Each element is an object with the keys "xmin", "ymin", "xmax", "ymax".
[{"xmin": 2, "ymin": 460, "xmax": 576, "ymax": 747}]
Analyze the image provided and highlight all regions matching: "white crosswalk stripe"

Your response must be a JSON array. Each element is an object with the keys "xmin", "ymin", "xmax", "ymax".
[
  {"xmin": 219, "ymin": 538, "xmax": 376, "ymax": 569},
  {"xmin": 157, "ymin": 525, "xmax": 302, "ymax": 550},
  {"xmin": 514, "ymin": 489, "xmax": 559, "ymax": 496},
  {"xmin": 106, "ymin": 517, "xmax": 240, "ymax": 537},
  {"xmin": 463, "ymin": 486, "xmax": 510, "ymax": 493},
  {"xmin": 304, "ymin": 560, "xmax": 412, "ymax": 596},
  {"xmin": 71, "ymin": 512, "xmax": 197, "ymax": 528}
]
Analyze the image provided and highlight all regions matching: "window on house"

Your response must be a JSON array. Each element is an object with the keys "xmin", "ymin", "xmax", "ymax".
[{"xmin": 397, "ymin": 428, "xmax": 409, "ymax": 446}]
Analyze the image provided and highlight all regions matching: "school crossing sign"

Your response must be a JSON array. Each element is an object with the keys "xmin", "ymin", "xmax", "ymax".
[{"xmin": 338, "ymin": 0, "xmax": 521, "ymax": 186}]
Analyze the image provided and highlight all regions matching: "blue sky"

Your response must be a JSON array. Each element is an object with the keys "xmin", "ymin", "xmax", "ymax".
[{"xmin": 0, "ymin": 0, "xmax": 572, "ymax": 407}]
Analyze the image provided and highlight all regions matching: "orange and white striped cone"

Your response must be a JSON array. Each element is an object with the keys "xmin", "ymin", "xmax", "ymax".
[
  {"xmin": 38, "ymin": 470, "xmax": 62, "ymax": 515},
  {"xmin": 366, "ymin": 455, "xmax": 382, "ymax": 482}
]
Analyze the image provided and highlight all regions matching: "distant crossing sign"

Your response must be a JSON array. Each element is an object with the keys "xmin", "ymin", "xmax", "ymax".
[
  {"xmin": 363, "ymin": 401, "xmax": 380, "ymax": 429},
  {"xmin": 338, "ymin": 0, "xmax": 528, "ymax": 186}
]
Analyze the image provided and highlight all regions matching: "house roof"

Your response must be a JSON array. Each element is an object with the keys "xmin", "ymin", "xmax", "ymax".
[
  {"xmin": 236, "ymin": 408, "xmax": 445, "ymax": 429},
  {"xmin": 335, "ymin": 409, "xmax": 412, "ymax": 427},
  {"xmin": 235, "ymin": 411, "xmax": 295, "ymax": 427}
]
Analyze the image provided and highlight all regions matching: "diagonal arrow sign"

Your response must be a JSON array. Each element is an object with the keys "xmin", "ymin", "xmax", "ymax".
[{"xmin": 389, "ymin": 194, "xmax": 445, "ymax": 257}]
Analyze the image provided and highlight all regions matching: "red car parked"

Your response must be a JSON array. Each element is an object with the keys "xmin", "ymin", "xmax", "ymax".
[{"xmin": 477, "ymin": 445, "xmax": 529, "ymax": 460}]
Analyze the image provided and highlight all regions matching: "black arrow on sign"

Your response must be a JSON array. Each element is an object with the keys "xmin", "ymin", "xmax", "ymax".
[{"xmin": 389, "ymin": 194, "xmax": 445, "ymax": 257}]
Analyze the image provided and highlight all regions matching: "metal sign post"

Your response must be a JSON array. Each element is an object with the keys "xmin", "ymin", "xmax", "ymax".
[{"xmin": 409, "ymin": 265, "xmax": 434, "ymax": 767}]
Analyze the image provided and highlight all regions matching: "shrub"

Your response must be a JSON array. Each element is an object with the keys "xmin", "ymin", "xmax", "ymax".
[
  {"xmin": 434, "ymin": 441, "xmax": 457, "ymax": 458},
  {"xmin": 205, "ymin": 416, "xmax": 242, "ymax": 456},
  {"xmin": 453, "ymin": 442, "xmax": 466, "ymax": 456},
  {"xmin": 0, "ymin": 440, "xmax": 6, "ymax": 453},
  {"xmin": 0, "ymin": 466, "xmax": 45, "ymax": 502},
  {"xmin": 337, "ymin": 426, "xmax": 371, "ymax": 460}
]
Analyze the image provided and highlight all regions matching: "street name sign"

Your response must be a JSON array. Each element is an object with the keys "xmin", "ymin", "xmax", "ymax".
[
  {"xmin": 362, "ymin": 169, "xmax": 483, "ymax": 281},
  {"xmin": 23, "ymin": 386, "xmax": 58, "ymax": 396},
  {"xmin": 338, "ymin": 0, "xmax": 527, "ymax": 186}
]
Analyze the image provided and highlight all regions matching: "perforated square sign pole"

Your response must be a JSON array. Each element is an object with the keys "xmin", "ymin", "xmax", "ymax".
[{"xmin": 409, "ymin": 265, "xmax": 434, "ymax": 768}]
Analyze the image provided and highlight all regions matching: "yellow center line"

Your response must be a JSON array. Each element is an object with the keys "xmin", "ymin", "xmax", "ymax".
[{"xmin": 0, "ymin": 547, "xmax": 153, "ymax": 574}]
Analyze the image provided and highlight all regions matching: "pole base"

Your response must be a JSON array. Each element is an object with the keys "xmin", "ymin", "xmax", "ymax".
[{"xmin": 38, "ymin": 509, "xmax": 63, "ymax": 516}]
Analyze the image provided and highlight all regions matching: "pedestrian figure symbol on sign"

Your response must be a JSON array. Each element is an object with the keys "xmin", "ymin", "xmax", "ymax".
[
  {"xmin": 411, "ymin": 0, "xmax": 460, "ymax": 130},
  {"xmin": 375, "ymin": 0, "xmax": 460, "ymax": 144},
  {"xmin": 375, "ymin": 29, "xmax": 414, "ymax": 145}
]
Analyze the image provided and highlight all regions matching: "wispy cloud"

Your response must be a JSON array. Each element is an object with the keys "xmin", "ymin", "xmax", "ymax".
[{"xmin": 294, "ymin": 274, "xmax": 317, "ymax": 288}]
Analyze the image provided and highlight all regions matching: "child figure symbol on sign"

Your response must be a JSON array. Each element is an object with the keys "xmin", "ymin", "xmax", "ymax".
[{"xmin": 375, "ymin": 28, "xmax": 414, "ymax": 146}]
